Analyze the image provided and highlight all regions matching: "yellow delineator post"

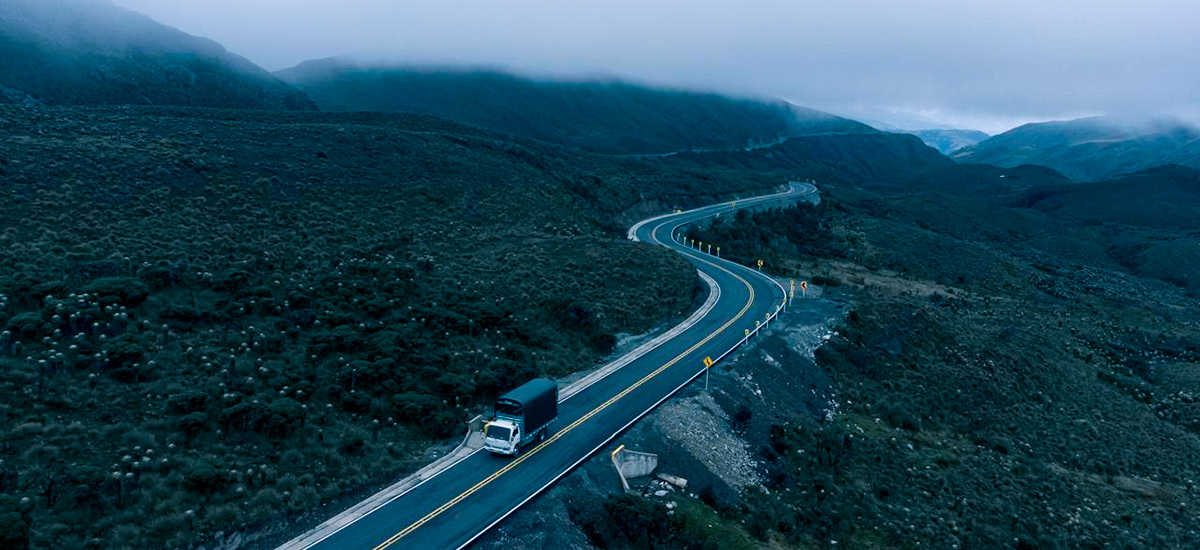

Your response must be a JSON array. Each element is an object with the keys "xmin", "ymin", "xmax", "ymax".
[
  {"xmin": 716, "ymin": 246, "xmax": 721, "ymax": 258},
  {"xmin": 703, "ymin": 356, "xmax": 714, "ymax": 390},
  {"xmin": 757, "ymin": 259, "xmax": 764, "ymax": 271}
]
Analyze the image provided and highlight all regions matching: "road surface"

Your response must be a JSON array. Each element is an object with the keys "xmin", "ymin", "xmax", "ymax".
[{"xmin": 289, "ymin": 182, "xmax": 817, "ymax": 550}]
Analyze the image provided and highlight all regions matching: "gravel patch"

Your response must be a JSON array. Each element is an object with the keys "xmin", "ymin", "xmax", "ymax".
[{"xmin": 656, "ymin": 392, "xmax": 762, "ymax": 490}]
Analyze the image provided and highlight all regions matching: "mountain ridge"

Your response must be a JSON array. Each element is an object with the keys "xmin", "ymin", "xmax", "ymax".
[
  {"xmin": 275, "ymin": 57, "xmax": 876, "ymax": 155},
  {"xmin": 952, "ymin": 116, "xmax": 1200, "ymax": 181},
  {"xmin": 0, "ymin": 0, "xmax": 315, "ymax": 110}
]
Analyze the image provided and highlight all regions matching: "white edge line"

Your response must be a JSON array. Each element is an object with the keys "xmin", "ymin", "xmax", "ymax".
[{"xmin": 456, "ymin": 183, "xmax": 813, "ymax": 550}]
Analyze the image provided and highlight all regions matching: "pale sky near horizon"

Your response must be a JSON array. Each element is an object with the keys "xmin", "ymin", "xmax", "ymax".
[{"xmin": 113, "ymin": 0, "xmax": 1199, "ymax": 134}]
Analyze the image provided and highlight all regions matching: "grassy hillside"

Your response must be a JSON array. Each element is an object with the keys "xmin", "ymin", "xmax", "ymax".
[
  {"xmin": 275, "ymin": 59, "xmax": 875, "ymax": 154},
  {"xmin": 886, "ymin": 163, "xmax": 1071, "ymax": 195},
  {"xmin": 1014, "ymin": 165, "xmax": 1200, "ymax": 229},
  {"xmin": 0, "ymin": 105, "xmax": 796, "ymax": 549},
  {"xmin": 1010, "ymin": 165, "xmax": 1200, "ymax": 290},
  {"xmin": 628, "ymin": 182, "xmax": 1200, "ymax": 549},
  {"xmin": 661, "ymin": 132, "xmax": 954, "ymax": 183},
  {"xmin": 0, "ymin": 0, "xmax": 315, "ymax": 110},
  {"xmin": 953, "ymin": 116, "xmax": 1200, "ymax": 181}
]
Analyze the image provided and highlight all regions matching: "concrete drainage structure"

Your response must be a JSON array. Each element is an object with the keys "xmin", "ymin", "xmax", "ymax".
[{"xmin": 610, "ymin": 445, "xmax": 659, "ymax": 493}]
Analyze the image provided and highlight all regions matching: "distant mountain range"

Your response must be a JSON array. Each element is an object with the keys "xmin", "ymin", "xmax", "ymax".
[
  {"xmin": 953, "ymin": 116, "xmax": 1200, "ymax": 181},
  {"xmin": 0, "ymin": 0, "xmax": 314, "ymax": 110},
  {"xmin": 275, "ymin": 58, "xmax": 876, "ymax": 155},
  {"xmin": 910, "ymin": 129, "xmax": 990, "ymax": 154}
]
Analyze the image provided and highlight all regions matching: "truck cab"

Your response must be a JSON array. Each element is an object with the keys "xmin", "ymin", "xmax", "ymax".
[{"xmin": 483, "ymin": 418, "xmax": 521, "ymax": 456}]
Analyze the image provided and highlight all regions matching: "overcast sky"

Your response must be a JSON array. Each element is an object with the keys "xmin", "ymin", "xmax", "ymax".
[{"xmin": 114, "ymin": 0, "xmax": 1199, "ymax": 134}]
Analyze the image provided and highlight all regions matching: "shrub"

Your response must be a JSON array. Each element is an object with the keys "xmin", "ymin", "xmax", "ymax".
[
  {"xmin": 81, "ymin": 277, "xmax": 149, "ymax": 306},
  {"xmin": 137, "ymin": 263, "xmax": 183, "ymax": 290},
  {"xmin": 71, "ymin": 260, "xmax": 123, "ymax": 281},
  {"xmin": 0, "ymin": 494, "xmax": 30, "ymax": 549},
  {"xmin": 106, "ymin": 334, "xmax": 146, "ymax": 370},
  {"xmin": 340, "ymin": 431, "xmax": 367, "ymax": 456},
  {"xmin": 812, "ymin": 275, "xmax": 841, "ymax": 287},
  {"xmin": 166, "ymin": 391, "xmax": 208, "ymax": 414},
  {"xmin": 177, "ymin": 412, "xmax": 209, "ymax": 437},
  {"xmin": 219, "ymin": 402, "xmax": 269, "ymax": 433},
  {"xmin": 6, "ymin": 311, "xmax": 45, "ymax": 340},
  {"xmin": 184, "ymin": 459, "xmax": 230, "ymax": 494},
  {"xmin": 265, "ymin": 398, "xmax": 304, "ymax": 437}
]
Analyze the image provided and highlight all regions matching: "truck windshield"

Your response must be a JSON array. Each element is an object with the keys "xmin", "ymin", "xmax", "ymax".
[{"xmin": 487, "ymin": 425, "xmax": 512, "ymax": 441}]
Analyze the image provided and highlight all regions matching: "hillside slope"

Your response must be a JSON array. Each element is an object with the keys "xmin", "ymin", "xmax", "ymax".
[
  {"xmin": 953, "ymin": 116, "xmax": 1200, "ymax": 181},
  {"xmin": 0, "ymin": 104, "xmax": 792, "ymax": 549},
  {"xmin": 1015, "ymin": 165, "xmax": 1200, "ymax": 229},
  {"xmin": 661, "ymin": 132, "xmax": 954, "ymax": 183},
  {"xmin": 0, "ymin": 0, "xmax": 315, "ymax": 110},
  {"xmin": 275, "ymin": 59, "xmax": 874, "ymax": 154}
]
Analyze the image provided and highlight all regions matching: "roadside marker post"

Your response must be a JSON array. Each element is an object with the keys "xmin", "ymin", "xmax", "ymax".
[
  {"xmin": 801, "ymin": 280, "xmax": 808, "ymax": 297},
  {"xmin": 756, "ymin": 259, "xmax": 764, "ymax": 271},
  {"xmin": 703, "ymin": 356, "xmax": 714, "ymax": 390}
]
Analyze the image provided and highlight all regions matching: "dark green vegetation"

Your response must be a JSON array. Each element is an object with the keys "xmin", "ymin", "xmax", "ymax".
[
  {"xmin": 275, "ymin": 59, "xmax": 875, "ymax": 155},
  {"xmin": 661, "ymin": 133, "xmax": 952, "ymax": 184},
  {"xmin": 684, "ymin": 201, "xmax": 849, "ymax": 272},
  {"xmin": 0, "ymin": 0, "xmax": 314, "ymax": 110},
  {"xmin": 569, "ymin": 492, "xmax": 757, "ymax": 550},
  {"xmin": 954, "ymin": 116, "xmax": 1200, "ymax": 181},
  {"xmin": 610, "ymin": 176, "xmax": 1200, "ymax": 549},
  {"xmin": 1013, "ymin": 165, "xmax": 1200, "ymax": 292},
  {"xmin": 909, "ymin": 128, "xmax": 989, "ymax": 155},
  {"xmin": 0, "ymin": 104, "xmax": 799, "ymax": 549}
]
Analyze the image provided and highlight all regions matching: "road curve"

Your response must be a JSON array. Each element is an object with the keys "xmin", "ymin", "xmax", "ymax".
[{"xmin": 290, "ymin": 182, "xmax": 817, "ymax": 550}]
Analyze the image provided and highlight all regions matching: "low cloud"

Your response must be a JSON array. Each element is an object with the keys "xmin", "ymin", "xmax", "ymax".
[{"xmin": 115, "ymin": 0, "xmax": 1199, "ymax": 133}]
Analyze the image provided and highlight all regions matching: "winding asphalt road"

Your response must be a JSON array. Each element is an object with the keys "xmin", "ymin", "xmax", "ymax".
[{"xmin": 294, "ymin": 183, "xmax": 817, "ymax": 550}]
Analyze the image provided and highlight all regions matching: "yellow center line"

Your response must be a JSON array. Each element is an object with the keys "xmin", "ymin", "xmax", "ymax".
[{"xmin": 372, "ymin": 218, "xmax": 761, "ymax": 550}]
